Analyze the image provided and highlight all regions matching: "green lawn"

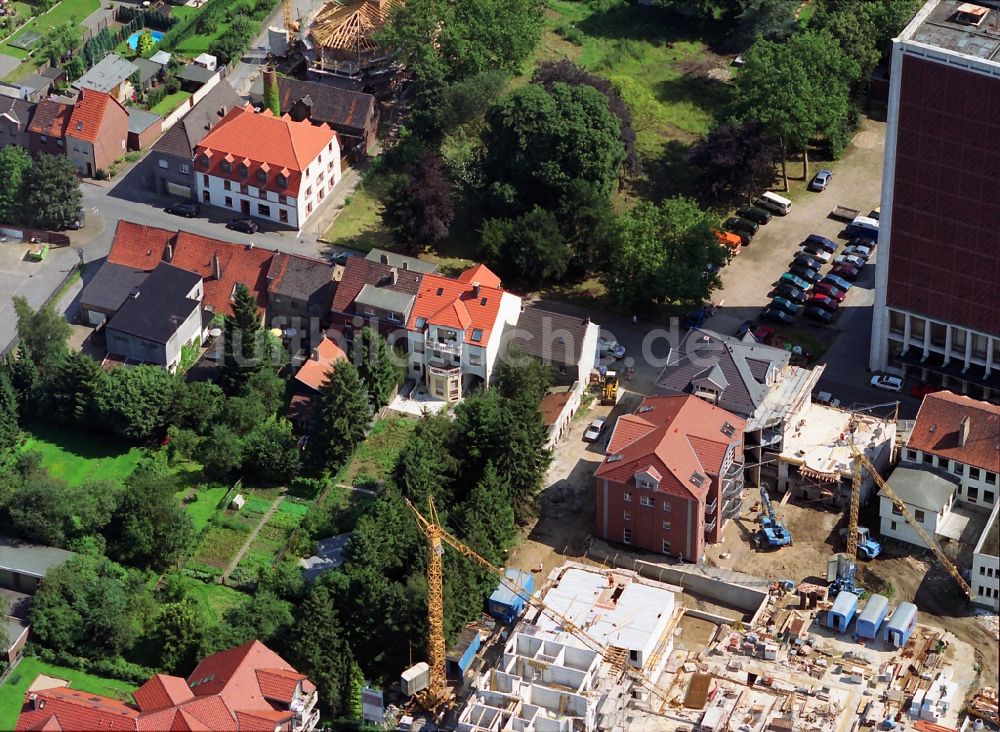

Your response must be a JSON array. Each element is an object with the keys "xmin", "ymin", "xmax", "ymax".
[
  {"xmin": 187, "ymin": 581, "xmax": 245, "ymax": 622},
  {"xmin": 149, "ymin": 90, "xmax": 191, "ymax": 116},
  {"xmin": 321, "ymin": 171, "xmax": 395, "ymax": 252},
  {"xmin": 0, "ymin": 658, "xmax": 137, "ymax": 730},
  {"xmin": 0, "ymin": 0, "xmax": 101, "ymax": 61},
  {"xmin": 182, "ymin": 485, "xmax": 230, "ymax": 532},
  {"xmin": 336, "ymin": 417, "xmax": 417, "ymax": 487},
  {"xmin": 19, "ymin": 427, "xmax": 146, "ymax": 487},
  {"xmin": 173, "ymin": 19, "xmax": 229, "ymax": 57}
]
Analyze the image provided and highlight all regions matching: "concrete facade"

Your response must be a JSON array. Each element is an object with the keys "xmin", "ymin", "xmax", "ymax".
[{"xmin": 971, "ymin": 503, "xmax": 999, "ymax": 610}]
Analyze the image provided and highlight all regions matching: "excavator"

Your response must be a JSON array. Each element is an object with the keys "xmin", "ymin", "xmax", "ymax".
[{"xmin": 756, "ymin": 486, "xmax": 792, "ymax": 548}]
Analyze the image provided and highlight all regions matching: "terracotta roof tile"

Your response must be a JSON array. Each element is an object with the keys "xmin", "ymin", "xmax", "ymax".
[
  {"xmin": 66, "ymin": 89, "xmax": 126, "ymax": 144},
  {"xmin": 407, "ymin": 266, "xmax": 510, "ymax": 346},
  {"xmin": 194, "ymin": 105, "xmax": 335, "ymax": 196},
  {"xmin": 134, "ymin": 675, "xmax": 194, "ymax": 712},
  {"xmin": 597, "ymin": 395, "xmax": 745, "ymax": 498},
  {"xmin": 174, "ymin": 697, "xmax": 233, "ymax": 730},
  {"xmin": 907, "ymin": 391, "xmax": 1000, "ymax": 473},
  {"xmin": 456, "ymin": 263, "xmax": 502, "ymax": 288},
  {"xmin": 14, "ymin": 688, "xmax": 139, "ymax": 732},
  {"xmin": 254, "ymin": 667, "xmax": 306, "ymax": 703},
  {"xmin": 27, "ymin": 99, "xmax": 71, "ymax": 138},
  {"xmin": 294, "ymin": 336, "xmax": 347, "ymax": 392},
  {"xmin": 234, "ymin": 709, "xmax": 294, "ymax": 731}
]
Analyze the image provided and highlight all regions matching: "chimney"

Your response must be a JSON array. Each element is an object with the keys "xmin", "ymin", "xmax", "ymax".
[
  {"xmin": 213, "ymin": 254, "xmax": 221, "ymax": 280},
  {"xmin": 164, "ymin": 243, "xmax": 173, "ymax": 262},
  {"xmin": 472, "ymin": 282, "xmax": 481, "ymax": 298},
  {"xmin": 959, "ymin": 416, "xmax": 971, "ymax": 447},
  {"xmin": 380, "ymin": 253, "xmax": 389, "ymax": 265},
  {"xmin": 263, "ymin": 65, "xmax": 280, "ymax": 117},
  {"xmin": 390, "ymin": 266, "xmax": 398, "ymax": 284}
]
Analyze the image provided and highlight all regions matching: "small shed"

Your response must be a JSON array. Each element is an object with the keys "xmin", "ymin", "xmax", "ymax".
[
  {"xmin": 884, "ymin": 602, "xmax": 917, "ymax": 648},
  {"xmin": 193, "ymin": 52, "xmax": 217, "ymax": 71},
  {"xmin": 856, "ymin": 594, "xmax": 890, "ymax": 639},
  {"xmin": 826, "ymin": 591, "xmax": 859, "ymax": 633},
  {"xmin": 445, "ymin": 626, "xmax": 481, "ymax": 679},
  {"xmin": 230, "ymin": 494, "xmax": 246, "ymax": 510},
  {"xmin": 488, "ymin": 568, "xmax": 533, "ymax": 624},
  {"xmin": 127, "ymin": 109, "xmax": 162, "ymax": 151}
]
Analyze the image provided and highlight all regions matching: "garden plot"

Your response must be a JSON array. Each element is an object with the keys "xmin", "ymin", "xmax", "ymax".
[{"xmin": 230, "ymin": 498, "xmax": 310, "ymax": 586}]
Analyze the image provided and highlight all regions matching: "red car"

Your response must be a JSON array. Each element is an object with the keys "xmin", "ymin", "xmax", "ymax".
[
  {"xmin": 830, "ymin": 263, "xmax": 860, "ymax": 280},
  {"xmin": 807, "ymin": 293, "xmax": 839, "ymax": 312},
  {"xmin": 813, "ymin": 282, "xmax": 847, "ymax": 302},
  {"xmin": 910, "ymin": 383, "xmax": 941, "ymax": 398}
]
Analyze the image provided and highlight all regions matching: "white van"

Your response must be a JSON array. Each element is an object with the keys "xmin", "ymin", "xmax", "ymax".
[
  {"xmin": 845, "ymin": 215, "xmax": 879, "ymax": 240},
  {"xmin": 757, "ymin": 191, "xmax": 792, "ymax": 215}
]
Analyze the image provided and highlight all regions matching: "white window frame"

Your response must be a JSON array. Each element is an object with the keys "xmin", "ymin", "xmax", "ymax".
[
  {"xmin": 639, "ymin": 496, "xmax": 654, "ymax": 508},
  {"xmin": 623, "ymin": 528, "xmax": 632, "ymax": 545},
  {"xmin": 623, "ymin": 511, "xmax": 631, "ymax": 522},
  {"xmin": 623, "ymin": 492, "xmax": 632, "ymax": 502}
]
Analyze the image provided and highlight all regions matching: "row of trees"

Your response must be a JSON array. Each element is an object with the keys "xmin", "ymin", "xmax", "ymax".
[{"xmin": 0, "ymin": 149, "xmax": 82, "ymax": 228}]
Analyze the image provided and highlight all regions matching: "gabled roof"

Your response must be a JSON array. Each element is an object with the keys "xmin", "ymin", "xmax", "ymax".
[
  {"xmin": 134, "ymin": 675, "xmax": 194, "ymax": 712},
  {"xmin": 266, "ymin": 252, "xmax": 337, "ymax": 307},
  {"xmin": 504, "ymin": 305, "xmax": 595, "ymax": 368},
  {"xmin": 655, "ymin": 328, "xmax": 791, "ymax": 418},
  {"xmin": 0, "ymin": 535, "xmax": 74, "ymax": 578},
  {"xmin": 597, "ymin": 395, "xmax": 745, "ymax": 499},
  {"xmin": 67, "ymin": 89, "xmax": 127, "ymax": 144},
  {"xmin": 106, "ymin": 263, "xmax": 201, "ymax": 345},
  {"xmin": 0, "ymin": 94, "xmax": 34, "ymax": 126},
  {"xmin": 331, "ymin": 255, "xmax": 422, "ymax": 315},
  {"xmin": 186, "ymin": 640, "xmax": 314, "ymax": 708},
  {"xmin": 73, "ymin": 53, "xmax": 139, "ymax": 94},
  {"xmin": 407, "ymin": 265, "xmax": 509, "ymax": 346},
  {"xmin": 194, "ymin": 105, "xmax": 336, "ymax": 197},
  {"xmin": 127, "ymin": 108, "xmax": 161, "ymax": 135},
  {"xmin": 151, "ymin": 81, "xmax": 243, "ymax": 160},
  {"xmin": 907, "ymin": 391, "xmax": 1000, "ymax": 473},
  {"xmin": 274, "ymin": 75, "xmax": 374, "ymax": 134},
  {"xmin": 883, "ymin": 465, "xmax": 959, "ymax": 512},
  {"xmin": 14, "ymin": 688, "xmax": 139, "ymax": 731},
  {"xmin": 310, "ymin": 0, "xmax": 397, "ymax": 52},
  {"xmin": 294, "ymin": 336, "xmax": 347, "ymax": 392},
  {"xmin": 27, "ymin": 98, "xmax": 71, "ymax": 138},
  {"xmin": 365, "ymin": 248, "xmax": 437, "ymax": 273}
]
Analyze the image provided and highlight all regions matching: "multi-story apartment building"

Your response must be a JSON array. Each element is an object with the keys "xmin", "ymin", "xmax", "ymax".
[
  {"xmin": 194, "ymin": 105, "xmax": 341, "ymax": 230},
  {"xmin": 405, "ymin": 265, "xmax": 521, "ymax": 402},
  {"xmin": 972, "ymin": 504, "xmax": 999, "ymax": 610},
  {"xmin": 870, "ymin": 0, "xmax": 1000, "ymax": 401},
  {"xmin": 595, "ymin": 395, "xmax": 746, "ymax": 562}
]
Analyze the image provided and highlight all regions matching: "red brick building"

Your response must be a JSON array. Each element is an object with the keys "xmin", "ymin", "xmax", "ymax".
[
  {"xmin": 25, "ymin": 89, "xmax": 129, "ymax": 177},
  {"xmin": 595, "ymin": 395, "xmax": 745, "ymax": 562}
]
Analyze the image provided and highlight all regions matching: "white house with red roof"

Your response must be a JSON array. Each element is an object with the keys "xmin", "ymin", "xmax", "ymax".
[
  {"xmin": 193, "ymin": 105, "xmax": 340, "ymax": 230},
  {"xmin": 595, "ymin": 395, "xmax": 746, "ymax": 561},
  {"xmin": 14, "ymin": 640, "xmax": 319, "ymax": 732},
  {"xmin": 404, "ymin": 264, "xmax": 522, "ymax": 402}
]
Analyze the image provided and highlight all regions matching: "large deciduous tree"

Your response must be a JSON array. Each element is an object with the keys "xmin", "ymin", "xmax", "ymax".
[
  {"xmin": 606, "ymin": 196, "xmax": 728, "ymax": 313},
  {"xmin": 12, "ymin": 296, "xmax": 70, "ymax": 373},
  {"xmin": 382, "ymin": 151, "xmax": 454, "ymax": 248},
  {"xmin": 0, "ymin": 146, "xmax": 31, "ymax": 223},
  {"xmin": 307, "ymin": 362, "xmax": 372, "ymax": 472},
  {"xmin": 22, "ymin": 153, "xmax": 83, "ymax": 230},
  {"xmin": 481, "ymin": 83, "xmax": 624, "ymax": 217},
  {"xmin": 94, "ymin": 365, "xmax": 175, "ymax": 442},
  {"xmin": 480, "ymin": 207, "xmax": 569, "ymax": 288},
  {"xmin": 688, "ymin": 120, "xmax": 777, "ymax": 202}
]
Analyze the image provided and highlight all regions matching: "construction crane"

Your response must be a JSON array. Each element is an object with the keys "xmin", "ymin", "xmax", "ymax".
[
  {"xmin": 843, "ymin": 458, "xmax": 881, "ymax": 560},
  {"xmin": 756, "ymin": 486, "xmax": 792, "ymax": 548},
  {"xmin": 850, "ymin": 447, "xmax": 972, "ymax": 598},
  {"xmin": 283, "ymin": 0, "xmax": 294, "ymax": 33},
  {"xmin": 404, "ymin": 497, "xmax": 682, "ymax": 715}
]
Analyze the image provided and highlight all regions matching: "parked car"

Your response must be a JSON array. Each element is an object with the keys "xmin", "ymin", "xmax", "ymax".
[
  {"xmin": 792, "ymin": 252, "xmax": 824, "ymax": 271},
  {"xmin": 736, "ymin": 205, "xmax": 772, "ymax": 225},
  {"xmin": 723, "ymin": 216, "xmax": 759, "ymax": 237},
  {"xmin": 813, "ymin": 282, "xmax": 847, "ymax": 302},
  {"xmin": 772, "ymin": 283, "xmax": 808, "ymax": 303},
  {"xmin": 788, "ymin": 264, "xmax": 822, "ymax": 283},
  {"xmin": 848, "ymin": 237, "xmax": 876, "ymax": 252},
  {"xmin": 799, "ymin": 246, "xmax": 832, "ymax": 263},
  {"xmin": 822, "ymin": 273, "xmax": 854, "ymax": 291},
  {"xmin": 166, "ymin": 202, "xmax": 200, "ymax": 217},
  {"xmin": 761, "ymin": 306, "xmax": 795, "ymax": 325},
  {"xmin": 804, "ymin": 234, "xmax": 837, "ymax": 253},
  {"xmin": 66, "ymin": 210, "xmax": 85, "ymax": 230},
  {"xmin": 226, "ymin": 218, "xmax": 258, "ymax": 233},
  {"xmin": 836, "ymin": 253, "xmax": 867, "ymax": 269},
  {"xmin": 770, "ymin": 297, "xmax": 801, "ymax": 315},
  {"xmin": 803, "ymin": 306, "xmax": 834, "ymax": 324},
  {"xmin": 809, "ymin": 168, "xmax": 833, "ymax": 191},
  {"xmin": 806, "ymin": 293, "xmax": 839, "ymax": 312},
  {"xmin": 829, "ymin": 263, "xmax": 861, "ymax": 281},
  {"xmin": 780, "ymin": 272, "xmax": 812, "ymax": 291},
  {"xmin": 843, "ymin": 244, "xmax": 873, "ymax": 260},
  {"xmin": 584, "ymin": 417, "xmax": 607, "ymax": 442},
  {"xmin": 598, "ymin": 338, "xmax": 626, "ymax": 359},
  {"xmin": 871, "ymin": 374, "xmax": 904, "ymax": 392},
  {"xmin": 910, "ymin": 383, "xmax": 941, "ymax": 398}
]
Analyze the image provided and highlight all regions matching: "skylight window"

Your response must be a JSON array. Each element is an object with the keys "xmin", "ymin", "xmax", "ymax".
[
  {"xmin": 436, "ymin": 287, "xmax": 444, "ymax": 296},
  {"xmin": 721, "ymin": 421, "xmax": 736, "ymax": 437},
  {"xmin": 480, "ymin": 297, "xmax": 487, "ymax": 306},
  {"xmin": 690, "ymin": 471, "xmax": 705, "ymax": 488},
  {"xmin": 471, "ymin": 328, "xmax": 483, "ymax": 342},
  {"xmin": 638, "ymin": 405, "xmax": 654, "ymax": 414},
  {"xmin": 416, "ymin": 316, "xmax": 427, "ymax": 329},
  {"xmin": 607, "ymin": 454, "xmax": 623, "ymax": 463}
]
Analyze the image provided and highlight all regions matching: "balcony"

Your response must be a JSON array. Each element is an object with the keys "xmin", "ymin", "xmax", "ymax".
[
  {"xmin": 428, "ymin": 363, "xmax": 461, "ymax": 377},
  {"xmin": 705, "ymin": 498, "xmax": 717, "ymax": 515},
  {"xmin": 293, "ymin": 708, "xmax": 321, "ymax": 732},
  {"xmin": 426, "ymin": 334, "xmax": 463, "ymax": 357},
  {"xmin": 722, "ymin": 496, "xmax": 743, "ymax": 520},
  {"xmin": 723, "ymin": 475, "xmax": 745, "ymax": 499},
  {"xmin": 704, "ymin": 518, "xmax": 717, "ymax": 534}
]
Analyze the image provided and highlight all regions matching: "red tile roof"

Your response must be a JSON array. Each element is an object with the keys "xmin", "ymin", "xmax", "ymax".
[
  {"xmin": 194, "ymin": 105, "xmax": 336, "ymax": 196},
  {"xmin": 134, "ymin": 675, "xmax": 194, "ymax": 712},
  {"xmin": 597, "ymin": 395, "xmax": 745, "ymax": 498},
  {"xmin": 66, "ymin": 89, "xmax": 126, "ymax": 143},
  {"xmin": 16, "ymin": 641, "xmax": 315, "ymax": 732},
  {"xmin": 106, "ymin": 220, "xmax": 273, "ymax": 315},
  {"xmin": 294, "ymin": 336, "xmax": 347, "ymax": 392},
  {"xmin": 407, "ymin": 265, "xmax": 508, "ymax": 346},
  {"xmin": 907, "ymin": 391, "xmax": 1000, "ymax": 473},
  {"xmin": 27, "ymin": 98, "xmax": 71, "ymax": 138}
]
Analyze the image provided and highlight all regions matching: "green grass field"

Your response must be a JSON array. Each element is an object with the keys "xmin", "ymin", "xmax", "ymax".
[
  {"xmin": 336, "ymin": 417, "xmax": 417, "ymax": 487},
  {"xmin": 149, "ymin": 90, "xmax": 191, "ymax": 116},
  {"xmin": 0, "ymin": 0, "xmax": 101, "ymax": 61},
  {"xmin": 187, "ymin": 581, "xmax": 245, "ymax": 622},
  {"xmin": 321, "ymin": 170, "xmax": 394, "ymax": 252},
  {"xmin": 20, "ymin": 427, "xmax": 146, "ymax": 487},
  {"xmin": 0, "ymin": 658, "xmax": 137, "ymax": 730},
  {"xmin": 182, "ymin": 485, "xmax": 230, "ymax": 532},
  {"xmin": 194, "ymin": 525, "xmax": 250, "ymax": 569},
  {"xmin": 173, "ymin": 20, "xmax": 228, "ymax": 57}
]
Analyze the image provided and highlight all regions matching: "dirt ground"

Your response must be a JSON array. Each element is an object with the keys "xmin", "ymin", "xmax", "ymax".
[{"xmin": 704, "ymin": 498, "xmax": 1000, "ymax": 690}]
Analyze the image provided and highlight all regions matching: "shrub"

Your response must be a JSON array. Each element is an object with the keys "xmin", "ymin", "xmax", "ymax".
[
  {"xmin": 289, "ymin": 476, "xmax": 324, "ymax": 500},
  {"xmin": 94, "ymin": 168, "xmax": 107, "ymax": 180}
]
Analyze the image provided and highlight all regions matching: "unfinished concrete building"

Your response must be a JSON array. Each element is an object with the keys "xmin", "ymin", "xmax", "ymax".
[{"xmin": 456, "ymin": 563, "xmax": 682, "ymax": 732}]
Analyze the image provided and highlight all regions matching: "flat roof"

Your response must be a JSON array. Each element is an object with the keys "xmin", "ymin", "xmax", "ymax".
[
  {"xmin": 883, "ymin": 465, "xmax": 959, "ymax": 512},
  {"xmin": 780, "ymin": 404, "xmax": 895, "ymax": 480},
  {"xmin": 534, "ymin": 565, "xmax": 674, "ymax": 657},
  {"xmin": 0, "ymin": 536, "xmax": 74, "ymax": 578},
  {"xmin": 902, "ymin": 0, "xmax": 1000, "ymax": 64},
  {"xmin": 975, "ymin": 503, "xmax": 999, "ymax": 557}
]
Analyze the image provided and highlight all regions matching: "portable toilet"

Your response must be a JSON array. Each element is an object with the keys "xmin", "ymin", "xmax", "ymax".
[
  {"xmin": 856, "ymin": 594, "xmax": 890, "ymax": 640},
  {"xmin": 827, "ymin": 591, "xmax": 859, "ymax": 633},
  {"xmin": 445, "ymin": 626, "xmax": 481, "ymax": 679},
  {"xmin": 488, "ymin": 568, "xmax": 533, "ymax": 624},
  {"xmin": 884, "ymin": 602, "xmax": 918, "ymax": 648}
]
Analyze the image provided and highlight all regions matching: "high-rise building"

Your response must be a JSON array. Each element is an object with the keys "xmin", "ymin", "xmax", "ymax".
[{"xmin": 870, "ymin": 0, "xmax": 1000, "ymax": 402}]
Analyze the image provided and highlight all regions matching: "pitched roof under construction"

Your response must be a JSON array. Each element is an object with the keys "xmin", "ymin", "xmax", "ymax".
[{"xmin": 310, "ymin": 0, "xmax": 398, "ymax": 52}]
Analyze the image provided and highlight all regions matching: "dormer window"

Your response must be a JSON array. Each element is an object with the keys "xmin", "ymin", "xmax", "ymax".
[
  {"xmin": 221, "ymin": 160, "xmax": 232, "ymax": 174},
  {"xmin": 277, "ymin": 174, "xmax": 288, "ymax": 188},
  {"xmin": 238, "ymin": 164, "xmax": 248, "ymax": 178},
  {"xmin": 636, "ymin": 468, "xmax": 661, "ymax": 491},
  {"xmin": 199, "ymin": 155, "xmax": 209, "ymax": 168},
  {"xmin": 471, "ymin": 328, "xmax": 483, "ymax": 342},
  {"xmin": 256, "ymin": 169, "xmax": 266, "ymax": 185}
]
